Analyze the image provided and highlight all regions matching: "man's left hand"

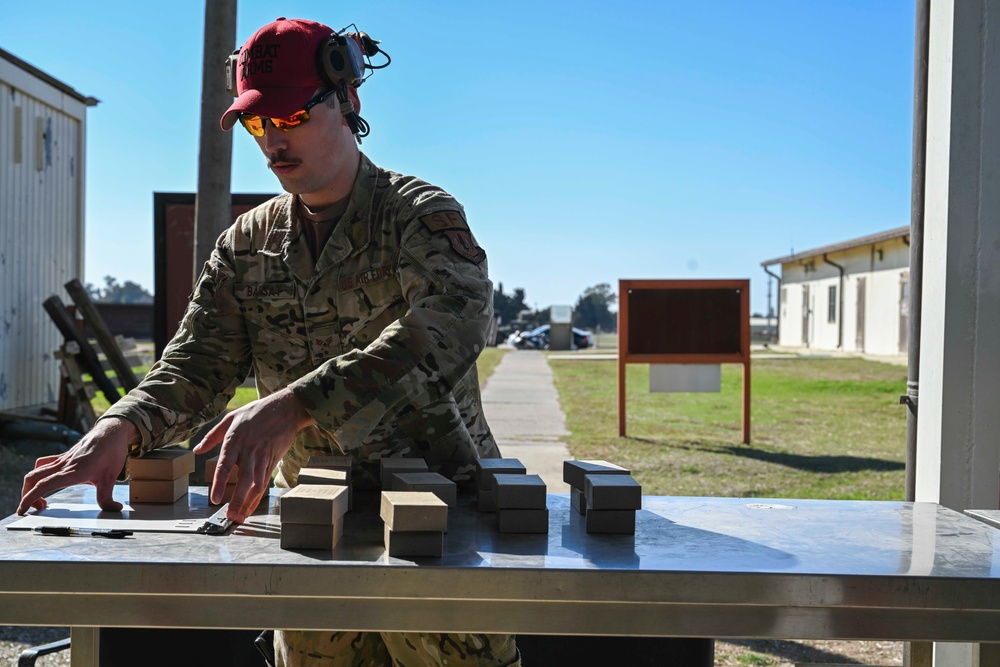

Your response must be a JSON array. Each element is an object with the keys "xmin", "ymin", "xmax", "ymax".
[{"xmin": 193, "ymin": 388, "xmax": 315, "ymax": 523}]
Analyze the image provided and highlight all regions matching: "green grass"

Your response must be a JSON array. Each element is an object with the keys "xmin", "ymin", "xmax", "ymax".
[
  {"xmin": 475, "ymin": 347, "xmax": 507, "ymax": 387},
  {"xmin": 549, "ymin": 356, "xmax": 907, "ymax": 500}
]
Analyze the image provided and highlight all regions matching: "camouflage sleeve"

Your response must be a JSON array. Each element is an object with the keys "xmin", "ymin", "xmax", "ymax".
[
  {"xmin": 288, "ymin": 206, "xmax": 492, "ymax": 449},
  {"xmin": 99, "ymin": 229, "xmax": 253, "ymax": 452}
]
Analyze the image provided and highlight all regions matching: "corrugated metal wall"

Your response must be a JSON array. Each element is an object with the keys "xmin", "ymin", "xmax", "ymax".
[{"xmin": 0, "ymin": 70, "xmax": 85, "ymax": 412}]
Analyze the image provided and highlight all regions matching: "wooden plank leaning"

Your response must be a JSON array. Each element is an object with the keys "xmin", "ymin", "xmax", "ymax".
[
  {"xmin": 41, "ymin": 295, "xmax": 121, "ymax": 406},
  {"xmin": 63, "ymin": 279, "xmax": 140, "ymax": 392}
]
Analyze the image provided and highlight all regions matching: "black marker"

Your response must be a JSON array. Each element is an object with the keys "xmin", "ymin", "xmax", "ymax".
[{"xmin": 33, "ymin": 526, "xmax": 133, "ymax": 539}]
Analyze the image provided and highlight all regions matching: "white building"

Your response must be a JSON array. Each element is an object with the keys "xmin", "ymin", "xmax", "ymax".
[
  {"xmin": 761, "ymin": 226, "xmax": 910, "ymax": 357},
  {"xmin": 0, "ymin": 48, "xmax": 97, "ymax": 413}
]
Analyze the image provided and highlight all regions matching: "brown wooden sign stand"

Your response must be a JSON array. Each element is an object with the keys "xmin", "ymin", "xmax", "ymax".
[{"xmin": 617, "ymin": 279, "xmax": 750, "ymax": 444}]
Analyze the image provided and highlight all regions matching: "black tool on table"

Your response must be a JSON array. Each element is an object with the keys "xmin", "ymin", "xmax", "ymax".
[{"xmin": 33, "ymin": 526, "xmax": 132, "ymax": 539}]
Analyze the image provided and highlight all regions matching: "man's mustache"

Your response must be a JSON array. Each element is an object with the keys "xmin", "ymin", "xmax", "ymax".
[{"xmin": 267, "ymin": 151, "xmax": 302, "ymax": 167}]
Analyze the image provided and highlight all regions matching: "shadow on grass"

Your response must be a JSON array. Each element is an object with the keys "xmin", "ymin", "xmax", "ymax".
[
  {"xmin": 722, "ymin": 638, "xmax": 874, "ymax": 665},
  {"xmin": 622, "ymin": 437, "xmax": 903, "ymax": 474},
  {"xmin": 720, "ymin": 446, "xmax": 904, "ymax": 473}
]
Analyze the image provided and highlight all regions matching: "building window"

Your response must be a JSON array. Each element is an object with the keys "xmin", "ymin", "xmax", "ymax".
[{"xmin": 828, "ymin": 285, "xmax": 837, "ymax": 323}]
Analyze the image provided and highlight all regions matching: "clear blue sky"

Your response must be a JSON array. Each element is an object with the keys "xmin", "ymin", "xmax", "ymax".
[{"xmin": 1, "ymin": 1, "xmax": 915, "ymax": 318}]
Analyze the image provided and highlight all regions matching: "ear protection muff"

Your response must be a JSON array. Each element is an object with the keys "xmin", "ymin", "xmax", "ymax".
[
  {"xmin": 317, "ymin": 33, "xmax": 366, "ymax": 88},
  {"xmin": 225, "ymin": 49, "xmax": 241, "ymax": 97}
]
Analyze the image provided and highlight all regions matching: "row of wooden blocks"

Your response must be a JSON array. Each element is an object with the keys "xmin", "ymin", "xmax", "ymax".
[
  {"xmin": 280, "ymin": 457, "xmax": 456, "ymax": 555},
  {"xmin": 280, "ymin": 490, "xmax": 450, "ymax": 557},
  {"xmin": 476, "ymin": 458, "xmax": 549, "ymax": 533},
  {"xmin": 128, "ymin": 448, "xmax": 277, "ymax": 505},
  {"xmin": 564, "ymin": 460, "xmax": 642, "ymax": 534}
]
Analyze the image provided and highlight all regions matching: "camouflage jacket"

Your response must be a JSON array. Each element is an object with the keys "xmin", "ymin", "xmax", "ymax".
[{"xmin": 102, "ymin": 154, "xmax": 498, "ymax": 490}]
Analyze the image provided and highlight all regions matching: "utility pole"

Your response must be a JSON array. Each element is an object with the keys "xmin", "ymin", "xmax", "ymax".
[{"xmin": 193, "ymin": 0, "xmax": 238, "ymax": 282}]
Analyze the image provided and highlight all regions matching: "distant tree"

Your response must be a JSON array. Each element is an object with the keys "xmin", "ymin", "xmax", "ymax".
[
  {"xmin": 493, "ymin": 283, "xmax": 529, "ymax": 325},
  {"xmin": 574, "ymin": 283, "xmax": 617, "ymax": 331},
  {"xmin": 530, "ymin": 307, "xmax": 551, "ymax": 329},
  {"xmin": 85, "ymin": 275, "xmax": 154, "ymax": 304}
]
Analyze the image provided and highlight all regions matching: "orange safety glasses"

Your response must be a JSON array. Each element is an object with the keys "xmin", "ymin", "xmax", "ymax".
[{"xmin": 238, "ymin": 89, "xmax": 337, "ymax": 137}]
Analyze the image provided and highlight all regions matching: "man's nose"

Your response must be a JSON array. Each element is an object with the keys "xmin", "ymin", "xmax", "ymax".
[{"xmin": 262, "ymin": 122, "xmax": 289, "ymax": 152}]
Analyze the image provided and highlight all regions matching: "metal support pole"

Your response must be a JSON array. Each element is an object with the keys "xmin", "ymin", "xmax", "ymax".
[{"xmin": 904, "ymin": 0, "xmax": 929, "ymax": 663}]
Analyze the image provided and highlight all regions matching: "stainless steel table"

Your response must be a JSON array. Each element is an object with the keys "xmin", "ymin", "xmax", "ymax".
[{"xmin": 2, "ymin": 486, "xmax": 1000, "ymax": 647}]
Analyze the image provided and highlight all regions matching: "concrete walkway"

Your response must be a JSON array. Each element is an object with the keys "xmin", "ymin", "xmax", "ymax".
[{"xmin": 480, "ymin": 350, "xmax": 571, "ymax": 494}]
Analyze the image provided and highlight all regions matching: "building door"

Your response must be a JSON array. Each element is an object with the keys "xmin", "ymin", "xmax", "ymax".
[
  {"xmin": 856, "ymin": 277, "xmax": 866, "ymax": 351},
  {"xmin": 801, "ymin": 285, "xmax": 810, "ymax": 347},
  {"xmin": 899, "ymin": 272, "xmax": 910, "ymax": 354}
]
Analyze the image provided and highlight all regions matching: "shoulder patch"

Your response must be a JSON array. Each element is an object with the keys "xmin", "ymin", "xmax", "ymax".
[
  {"xmin": 420, "ymin": 210, "xmax": 469, "ymax": 233},
  {"xmin": 444, "ymin": 230, "xmax": 487, "ymax": 264}
]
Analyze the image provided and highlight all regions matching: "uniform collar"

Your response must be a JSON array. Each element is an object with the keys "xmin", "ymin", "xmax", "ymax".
[{"xmin": 259, "ymin": 153, "xmax": 379, "ymax": 282}]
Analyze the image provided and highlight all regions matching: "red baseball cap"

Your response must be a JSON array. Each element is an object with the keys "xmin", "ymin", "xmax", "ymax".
[{"xmin": 220, "ymin": 17, "xmax": 333, "ymax": 131}]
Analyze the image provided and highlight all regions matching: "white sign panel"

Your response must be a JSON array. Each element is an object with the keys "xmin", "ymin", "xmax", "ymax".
[
  {"xmin": 551, "ymin": 305, "xmax": 572, "ymax": 324},
  {"xmin": 649, "ymin": 364, "xmax": 722, "ymax": 393}
]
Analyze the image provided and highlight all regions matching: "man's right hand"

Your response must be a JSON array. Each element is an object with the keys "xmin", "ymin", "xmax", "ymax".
[{"xmin": 17, "ymin": 417, "xmax": 136, "ymax": 515}]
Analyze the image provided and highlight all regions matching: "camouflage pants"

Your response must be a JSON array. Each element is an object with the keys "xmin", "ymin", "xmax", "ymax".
[{"xmin": 274, "ymin": 630, "xmax": 520, "ymax": 667}]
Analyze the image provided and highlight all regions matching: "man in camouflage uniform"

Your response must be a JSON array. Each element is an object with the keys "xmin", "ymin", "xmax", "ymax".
[{"xmin": 18, "ymin": 16, "xmax": 519, "ymax": 667}]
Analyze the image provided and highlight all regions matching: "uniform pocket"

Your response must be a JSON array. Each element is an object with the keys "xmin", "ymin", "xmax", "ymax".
[{"xmin": 238, "ymin": 296, "xmax": 309, "ymax": 375}]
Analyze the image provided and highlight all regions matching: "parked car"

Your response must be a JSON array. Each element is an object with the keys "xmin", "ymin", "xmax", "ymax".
[{"xmin": 507, "ymin": 325, "xmax": 594, "ymax": 350}]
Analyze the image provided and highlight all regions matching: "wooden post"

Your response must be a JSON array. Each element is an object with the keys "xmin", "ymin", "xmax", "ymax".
[
  {"xmin": 193, "ymin": 0, "xmax": 237, "ymax": 280},
  {"xmin": 740, "ymin": 282, "xmax": 751, "ymax": 445},
  {"xmin": 617, "ymin": 288, "xmax": 629, "ymax": 437},
  {"xmin": 42, "ymin": 296, "xmax": 120, "ymax": 405},
  {"xmin": 56, "ymin": 343, "xmax": 98, "ymax": 431},
  {"xmin": 64, "ymin": 279, "xmax": 139, "ymax": 392}
]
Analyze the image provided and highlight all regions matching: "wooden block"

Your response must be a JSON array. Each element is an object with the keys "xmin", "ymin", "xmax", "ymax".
[
  {"xmin": 280, "ymin": 519, "xmax": 343, "ymax": 551},
  {"xmin": 204, "ymin": 456, "xmax": 239, "ymax": 486},
  {"xmin": 305, "ymin": 455, "xmax": 352, "ymax": 471},
  {"xmin": 585, "ymin": 509, "xmax": 636, "ymax": 535},
  {"xmin": 280, "ymin": 485, "xmax": 349, "ymax": 524},
  {"xmin": 380, "ymin": 491, "xmax": 448, "ymax": 532},
  {"xmin": 380, "ymin": 458, "xmax": 428, "ymax": 488},
  {"xmin": 298, "ymin": 467, "xmax": 352, "ymax": 510},
  {"xmin": 498, "ymin": 508, "xmax": 549, "ymax": 534},
  {"xmin": 563, "ymin": 460, "xmax": 630, "ymax": 490},
  {"xmin": 477, "ymin": 488, "xmax": 496, "ymax": 513},
  {"xmin": 298, "ymin": 467, "xmax": 349, "ymax": 486},
  {"xmin": 129, "ymin": 477, "xmax": 188, "ymax": 504},
  {"xmin": 571, "ymin": 486, "xmax": 587, "ymax": 515},
  {"xmin": 494, "ymin": 474, "xmax": 547, "ymax": 509},
  {"xmin": 476, "ymin": 458, "xmax": 526, "ymax": 489},
  {"xmin": 585, "ymin": 475, "xmax": 642, "ymax": 510},
  {"xmin": 130, "ymin": 448, "xmax": 195, "ymax": 481},
  {"xmin": 384, "ymin": 525, "xmax": 443, "ymax": 558},
  {"xmin": 391, "ymin": 472, "xmax": 458, "ymax": 507}
]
